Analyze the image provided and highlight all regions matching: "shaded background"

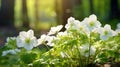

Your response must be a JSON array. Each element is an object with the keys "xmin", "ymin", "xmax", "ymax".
[{"xmin": 0, "ymin": 0, "xmax": 120, "ymax": 45}]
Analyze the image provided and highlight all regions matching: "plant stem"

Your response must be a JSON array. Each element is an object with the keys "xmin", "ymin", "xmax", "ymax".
[
  {"xmin": 76, "ymin": 34, "xmax": 84, "ymax": 67},
  {"xmin": 77, "ymin": 45, "xmax": 84, "ymax": 67},
  {"xmin": 87, "ymin": 33, "xmax": 92, "ymax": 65}
]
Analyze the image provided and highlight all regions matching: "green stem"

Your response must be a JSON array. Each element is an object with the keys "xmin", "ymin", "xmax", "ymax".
[
  {"xmin": 76, "ymin": 34, "xmax": 84, "ymax": 67},
  {"xmin": 87, "ymin": 33, "xmax": 92, "ymax": 65},
  {"xmin": 76, "ymin": 45, "xmax": 84, "ymax": 67}
]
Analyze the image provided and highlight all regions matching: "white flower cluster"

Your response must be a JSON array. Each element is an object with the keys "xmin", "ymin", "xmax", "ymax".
[
  {"xmin": 62, "ymin": 14, "xmax": 117, "ymax": 57},
  {"xmin": 97, "ymin": 24, "xmax": 116, "ymax": 40},
  {"xmin": 3, "ymin": 14, "xmax": 119, "ymax": 58},
  {"xmin": 65, "ymin": 15, "xmax": 101, "ymax": 34},
  {"xmin": 2, "ymin": 49, "xmax": 20, "ymax": 56},
  {"xmin": 15, "ymin": 26, "xmax": 63, "ymax": 50},
  {"xmin": 65, "ymin": 14, "xmax": 116, "ymax": 40},
  {"xmin": 3, "ymin": 25, "xmax": 63, "ymax": 51},
  {"xmin": 37, "ymin": 25, "xmax": 63, "ymax": 46}
]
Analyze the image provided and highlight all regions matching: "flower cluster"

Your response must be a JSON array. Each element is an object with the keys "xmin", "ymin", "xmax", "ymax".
[
  {"xmin": 2, "ymin": 26, "xmax": 63, "ymax": 52},
  {"xmin": 2, "ymin": 49, "xmax": 20, "ymax": 56},
  {"xmin": 1, "ymin": 14, "xmax": 120, "ymax": 66}
]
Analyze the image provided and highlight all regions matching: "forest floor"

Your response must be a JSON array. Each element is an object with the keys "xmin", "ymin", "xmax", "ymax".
[{"xmin": 88, "ymin": 62, "xmax": 120, "ymax": 67}]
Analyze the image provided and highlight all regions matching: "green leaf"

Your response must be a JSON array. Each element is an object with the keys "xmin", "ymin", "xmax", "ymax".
[{"xmin": 20, "ymin": 52, "xmax": 37, "ymax": 64}]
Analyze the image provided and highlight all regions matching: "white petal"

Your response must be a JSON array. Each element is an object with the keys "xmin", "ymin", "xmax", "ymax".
[
  {"xmin": 47, "ymin": 42, "xmax": 54, "ymax": 46},
  {"xmin": 117, "ymin": 23, "xmax": 120, "ymax": 29},
  {"xmin": 48, "ymin": 25, "xmax": 63, "ymax": 35},
  {"xmin": 67, "ymin": 17, "xmax": 75, "ymax": 24},
  {"xmin": 37, "ymin": 34, "xmax": 47, "ymax": 46},
  {"xmin": 57, "ymin": 31, "xmax": 68, "ymax": 36},
  {"xmin": 96, "ymin": 21, "xmax": 101, "ymax": 28},
  {"xmin": 56, "ymin": 25, "xmax": 63, "ymax": 31},
  {"xmin": 16, "ymin": 37, "xmax": 24, "ymax": 47},
  {"xmin": 2, "ymin": 51, "xmax": 8, "ymax": 56},
  {"xmin": 19, "ymin": 31, "xmax": 27, "ymax": 37},
  {"xmin": 15, "ymin": 49, "xmax": 20, "ymax": 52},
  {"xmin": 100, "ymin": 35, "xmax": 109, "ymax": 40},
  {"xmin": 24, "ymin": 44, "xmax": 33, "ymax": 50},
  {"xmin": 89, "ymin": 14, "xmax": 97, "ymax": 21},
  {"xmin": 31, "ymin": 38, "xmax": 38, "ymax": 47},
  {"xmin": 46, "ymin": 36, "xmax": 55, "ymax": 42},
  {"xmin": 27, "ymin": 29, "xmax": 34, "ymax": 37},
  {"xmin": 9, "ymin": 50, "xmax": 16, "ymax": 54},
  {"xmin": 65, "ymin": 24, "xmax": 70, "ymax": 30},
  {"xmin": 37, "ymin": 38, "xmax": 43, "ymax": 45},
  {"xmin": 116, "ymin": 29, "xmax": 120, "ymax": 34},
  {"xmin": 104, "ymin": 24, "xmax": 111, "ymax": 30}
]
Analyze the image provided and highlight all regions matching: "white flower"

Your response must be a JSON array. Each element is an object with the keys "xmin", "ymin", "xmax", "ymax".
[
  {"xmin": 5, "ymin": 37, "xmax": 16, "ymax": 45},
  {"xmin": 48, "ymin": 25, "xmax": 63, "ymax": 35},
  {"xmin": 116, "ymin": 29, "xmax": 120, "ymax": 34},
  {"xmin": 97, "ymin": 24, "xmax": 116, "ymax": 40},
  {"xmin": 116, "ymin": 23, "xmax": 120, "ymax": 34},
  {"xmin": 46, "ymin": 36, "xmax": 56, "ymax": 46},
  {"xmin": 2, "ymin": 51, "xmax": 8, "ymax": 56},
  {"xmin": 16, "ymin": 30, "xmax": 37, "ymax": 50},
  {"xmin": 75, "ymin": 20, "xmax": 90, "ymax": 35},
  {"xmin": 57, "ymin": 31, "xmax": 68, "ymax": 37},
  {"xmin": 47, "ymin": 42, "xmax": 55, "ymax": 46},
  {"xmin": 65, "ymin": 17, "xmax": 90, "ymax": 35},
  {"xmin": 6, "ymin": 37, "xmax": 16, "ymax": 42},
  {"xmin": 82, "ymin": 14, "xmax": 101, "ymax": 31},
  {"xmin": 80, "ymin": 44, "xmax": 96, "ymax": 57},
  {"xmin": 2, "ymin": 49, "xmax": 20, "ymax": 56},
  {"xmin": 37, "ymin": 34, "xmax": 56, "ymax": 46},
  {"xmin": 65, "ymin": 17, "xmax": 76, "ymax": 30},
  {"xmin": 117, "ymin": 23, "xmax": 120, "ymax": 29},
  {"xmin": 14, "ymin": 49, "xmax": 20, "ymax": 52},
  {"xmin": 37, "ymin": 34, "xmax": 48, "ymax": 46}
]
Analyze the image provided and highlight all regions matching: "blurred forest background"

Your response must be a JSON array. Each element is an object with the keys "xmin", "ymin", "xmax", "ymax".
[{"xmin": 0, "ymin": 0, "xmax": 120, "ymax": 45}]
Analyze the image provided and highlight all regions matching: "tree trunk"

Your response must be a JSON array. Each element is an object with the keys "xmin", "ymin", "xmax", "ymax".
[
  {"xmin": 35, "ymin": 0, "xmax": 39, "ymax": 23},
  {"xmin": 55, "ymin": 0, "xmax": 62, "ymax": 25},
  {"xmin": 73, "ymin": 0, "xmax": 81, "ymax": 5},
  {"xmin": 62, "ymin": 0, "xmax": 72, "ymax": 27},
  {"xmin": 110, "ymin": 0, "xmax": 120, "ymax": 19},
  {"xmin": 0, "ymin": 0, "xmax": 15, "ymax": 27},
  {"xmin": 22, "ymin": 0, "xmax": 30, "ymax": 29}
]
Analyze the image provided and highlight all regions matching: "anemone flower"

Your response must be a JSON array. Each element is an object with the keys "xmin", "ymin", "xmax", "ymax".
[
  {"xmin": 82, "ymin": 14, "xmax": 101, "ymax": 32},
  {"xmin": 97, "ymin": 24, "xmax": 116, "ymax": 40},
  {"xmin": 37, "ymin": 34, "xmax": 56, "ymax": 47},
  {"xmin": 48, "ymin": 25, "xmax": 63, "ymax": 35},
  {"xmin": 16, "ymin": 30, "xmax": 37, "ymax": 50},
  {"xmin": 65, "ymin": 17, "xmax": 76, "ymax": 30}
]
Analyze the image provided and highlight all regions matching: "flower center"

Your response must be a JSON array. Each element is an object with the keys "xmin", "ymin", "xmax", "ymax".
[
  {"xmin": 89, "ymin": 21, "xmax": 95, "ymax": 27},
  {"xmin": 25, "ymin": 38, "xmax": 31, "ymax": 44},
  {"xmin": 79, "ymin": 26, "xmax": 83, "ymax": 30},
  {"xmin": 104, "ymin": 30, "xmax": 108, "ymax": 35}
]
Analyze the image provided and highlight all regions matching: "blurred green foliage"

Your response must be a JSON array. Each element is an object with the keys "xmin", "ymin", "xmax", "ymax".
[
  {"xmin": 14, "ymin": 0, "xmax": 56, "ymax": 30},
  {"xmin": 1, "ymin": 0, "xmax": 120, "ymax": 30},
  {"xmin": 72, "ymin": 0, "xmax": 120, "ymax": 29}
]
